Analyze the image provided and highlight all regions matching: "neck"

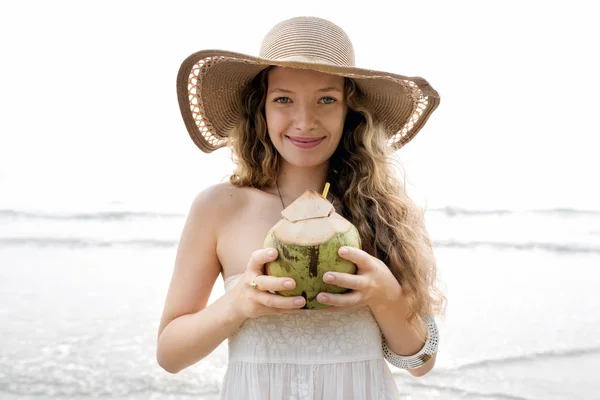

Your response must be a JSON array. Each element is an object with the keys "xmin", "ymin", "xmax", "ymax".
[{"xmin": 276, "ymin": 160, "xmax": 329, "ymax": 206}]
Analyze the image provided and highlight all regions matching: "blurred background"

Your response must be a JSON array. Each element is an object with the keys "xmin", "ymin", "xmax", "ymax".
[{"xmin": 1, "ymin": 1, "xmax": 598, "ymax": 399}]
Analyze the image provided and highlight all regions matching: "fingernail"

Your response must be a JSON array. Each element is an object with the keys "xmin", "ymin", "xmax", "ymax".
[
  {"xmin": 294, "ymin": 298, "xmax": 305, "ymax": 306},
  {"xmin": 324, "ymin": 274, "xmax": 334, "ymax": 282},
  {"xmin": 284, "ymin": 280, "xmax": 294, "ymax": 289},
  {"xmin": 318, "ymin": 294, "xmax": 328, "ymax": 302},
  {"xmin": 339, "ymin": 247, "xmax": 348, "ymax": 256},
  {"xmin": 268, "ymin": 249, "xmax": 276, "ymax": 257}
]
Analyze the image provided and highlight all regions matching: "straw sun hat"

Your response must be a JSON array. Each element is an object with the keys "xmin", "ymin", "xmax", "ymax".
[{"xmin": 176, "ymin": 16, "xmax": 440, "ymax": 153}]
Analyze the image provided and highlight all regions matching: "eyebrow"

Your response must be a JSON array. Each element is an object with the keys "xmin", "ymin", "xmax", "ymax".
[{"xmin": 268, "ymin": 87, "xmax": 343, "ymax": 94}]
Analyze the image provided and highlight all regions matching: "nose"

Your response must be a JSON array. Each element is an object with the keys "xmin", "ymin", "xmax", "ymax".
[{"xmin": 293, "ymin": 103, "xmax": 317, "ymax": 132}]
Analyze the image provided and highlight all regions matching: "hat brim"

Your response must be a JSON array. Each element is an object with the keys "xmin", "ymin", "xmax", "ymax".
[{"xmin": 176, "ymin": 49, "xmax": 440, "ymax": 153}]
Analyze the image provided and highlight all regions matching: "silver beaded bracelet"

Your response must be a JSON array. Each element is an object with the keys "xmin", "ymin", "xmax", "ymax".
[{"xmin": 382, "ymin": 315, "xmax": 439, "ymax": 370}]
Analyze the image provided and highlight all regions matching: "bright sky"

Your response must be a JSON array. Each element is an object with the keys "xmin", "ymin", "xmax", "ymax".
[{"xmin": 0, "ymin": 1, "xmax": 598, "ymax": 211}]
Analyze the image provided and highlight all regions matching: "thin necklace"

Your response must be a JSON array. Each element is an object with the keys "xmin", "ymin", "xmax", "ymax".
[
  {"xmin": 275, "ymin": 181, "xmax": 333, "ymax": 210},
  {"xmin": 275, "ymin": 181, "xmax": 285, "ymax": 210}
]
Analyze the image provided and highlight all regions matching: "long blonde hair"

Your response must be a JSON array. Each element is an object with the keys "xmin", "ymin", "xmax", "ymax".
[{"xmin": 228, "ymin": 67, "xmax": 446, "ymax": 324}]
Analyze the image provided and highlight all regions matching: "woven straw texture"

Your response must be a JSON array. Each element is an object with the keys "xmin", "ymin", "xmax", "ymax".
[{"xmin": 176, "ymin": 16, "xmax": 440, "ymax": 153}]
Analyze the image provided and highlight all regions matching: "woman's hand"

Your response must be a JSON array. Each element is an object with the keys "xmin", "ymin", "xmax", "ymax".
[
  {"xmin": 316, "ymin": 246, "xmax": 402, "ymax": 309},
  {"xmin": 233, "ymin": 248, "xmax": 306, "ymax": 319}
]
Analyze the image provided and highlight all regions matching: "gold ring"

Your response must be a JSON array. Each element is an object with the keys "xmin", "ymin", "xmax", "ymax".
[{"xmin": 249, "ymin": 276, "xmax": 258, "ymax": 289}]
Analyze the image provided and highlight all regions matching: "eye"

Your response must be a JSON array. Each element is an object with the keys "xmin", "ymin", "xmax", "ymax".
[
  {"xmin": 275, "ymin": 97, "xmax": 291, "ymax": 104},
  {"xmin": 319, "ymin": 96, "xmax": 336, "ymax": 104}
]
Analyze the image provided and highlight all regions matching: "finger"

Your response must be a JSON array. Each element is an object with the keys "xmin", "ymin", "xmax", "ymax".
[
  {"xmin": 253, "ymin": 275, "xmax": 296, "ymax": 291},
  {"xmin": 316, "ymin": 291, "xmax": 362, "ymax": 308},
  {"xmin": 252, "ymin": 289, "xmax": 306, "ymax": 309},
  {"xmin": 338, "ymin": 246, "xmax": 375, "ymax": 270},
  {"xmin": 247, "ymin": 248, "xmax": 278, "ymax": 273},
  {"xmin": 322, "ymin": 271, "xmax": 369, "ymax": 291}
]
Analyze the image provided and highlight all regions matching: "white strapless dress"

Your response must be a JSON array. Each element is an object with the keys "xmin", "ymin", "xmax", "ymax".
[{"xmin": 220, "ymin": 274, "xmax": 400, "ymax": 400}]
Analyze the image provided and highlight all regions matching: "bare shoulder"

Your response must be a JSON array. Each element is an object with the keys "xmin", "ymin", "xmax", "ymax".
[
  {"xmin": 178, "ymin": 180, "xmax": 253, "ymax": 257},
  {"xmin": 204, "ymin": 180, "xmax": 250, "ymax": 207},
  {"xmin": 188, "ymin": 181, "xmax": 250, "ymax": 229},
  {"xmin": 157, "ymin": 180, "xmax": 249, "ymax": 338}
]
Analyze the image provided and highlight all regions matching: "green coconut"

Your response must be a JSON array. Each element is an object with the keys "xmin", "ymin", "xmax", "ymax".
[{"xmin": 264, "ymin": 189, "xmax": 362, "ymax": 309}]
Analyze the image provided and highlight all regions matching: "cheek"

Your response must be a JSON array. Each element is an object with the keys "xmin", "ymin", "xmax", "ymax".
[
  {"xmin": 265, "ymin": 107, "xmax": 285, "ymax": 138},
  {"xmin": 325, "ymin": 107, "xmax": 347, "ymax": 136}
]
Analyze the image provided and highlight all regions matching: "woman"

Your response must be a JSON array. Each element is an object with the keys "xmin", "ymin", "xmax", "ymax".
[{"xmin": 157, "ymin": 16, "xmax": 447, "ymax": 399}]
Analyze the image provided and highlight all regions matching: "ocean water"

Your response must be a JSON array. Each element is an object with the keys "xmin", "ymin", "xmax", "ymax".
[{"xmin": 1, "ymin": 203, "xmax": 599, "ymax": 400}]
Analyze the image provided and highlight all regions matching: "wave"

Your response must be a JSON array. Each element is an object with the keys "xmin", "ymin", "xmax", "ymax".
[
  {"xmin": 451, "ymin": 345, "xmax": 600, "ymax": 371},
  {"xmin": 433, "ymin": 239, "xmax": 600, "ymax": 255},
  {"xmin": 391, "ymin": 345, "xmax": 600, "ymax": 400},
  {"xmin": 430, "ymin": 206, "xmax": 600, "ymax": 217},
  {"xmin": 2, "ymin": 206, "xmax": 600, "ymax": 221},
  {"xmin": 0, "ymin": 209, "xmax": 184, "ymax": 221},
  {"xmin": 0, "ymin": 237, "xmax": 177, "ymax": 248},
  {"xmin": 2, "ymin": 236, "xmax": 598, "ymax": 255},
  {"xmin": 398, "ymin": 381, "xmax": 533, "ymax": 400}
]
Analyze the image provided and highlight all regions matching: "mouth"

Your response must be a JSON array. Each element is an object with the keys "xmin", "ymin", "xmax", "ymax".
[{"xmin": 286, "ymin": 136, "xmax": 326, "ymax": 149}]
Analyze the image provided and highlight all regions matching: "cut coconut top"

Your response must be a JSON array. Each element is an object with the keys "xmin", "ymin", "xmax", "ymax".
[
  {"xmin": 272, "ymin": 211, "xmax": 355, "ymax": 245},
  {"xmin": 270, "ymin": 189, "xmax": 357, "ymax": 245},
  {"xmin": 281, "ymin": 190, "xmax": 334, "ymax": 222}
]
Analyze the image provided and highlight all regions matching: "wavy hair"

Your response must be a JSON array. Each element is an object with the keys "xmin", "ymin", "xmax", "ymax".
[{"xmin": 228, "ymin": 67, "xmax": 446, "ymax": 326}]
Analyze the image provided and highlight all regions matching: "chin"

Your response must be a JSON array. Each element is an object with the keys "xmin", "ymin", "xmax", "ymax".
[{"xmin": 282, "ymin": 153, "xmax": 330, "ymax": 169}]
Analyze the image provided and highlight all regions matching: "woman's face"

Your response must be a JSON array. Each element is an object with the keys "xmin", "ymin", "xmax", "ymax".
[{"xmin": 265, "ymin": 67, "xmax": 348, "ymax": 169}]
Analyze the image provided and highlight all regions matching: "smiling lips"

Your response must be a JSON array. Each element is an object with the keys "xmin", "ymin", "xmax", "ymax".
[{"xmin": 286, "ymin": 136, "xmax": 325, "ymax": 149}]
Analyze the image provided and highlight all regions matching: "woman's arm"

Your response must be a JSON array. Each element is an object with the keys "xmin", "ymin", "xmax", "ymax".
[
  {"xmin": 156, "ymin": 184, "xmax": 307, "ymax": 374},
  {"xmin": 156, "ymin": 185, "xmax": 244, "ymax": 374},
  {"xmin": 315, "ymin": 247, "xmax": 437, "ymax": 377},
  {"xmin": 369, "ymin": 295, "xmax": 437, "ymax": 377}
]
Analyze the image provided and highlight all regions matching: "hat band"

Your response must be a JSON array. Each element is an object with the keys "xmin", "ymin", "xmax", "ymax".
[{"xmin": 265, "ymin": 54, "xmax": 353, "ymax": 67}]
